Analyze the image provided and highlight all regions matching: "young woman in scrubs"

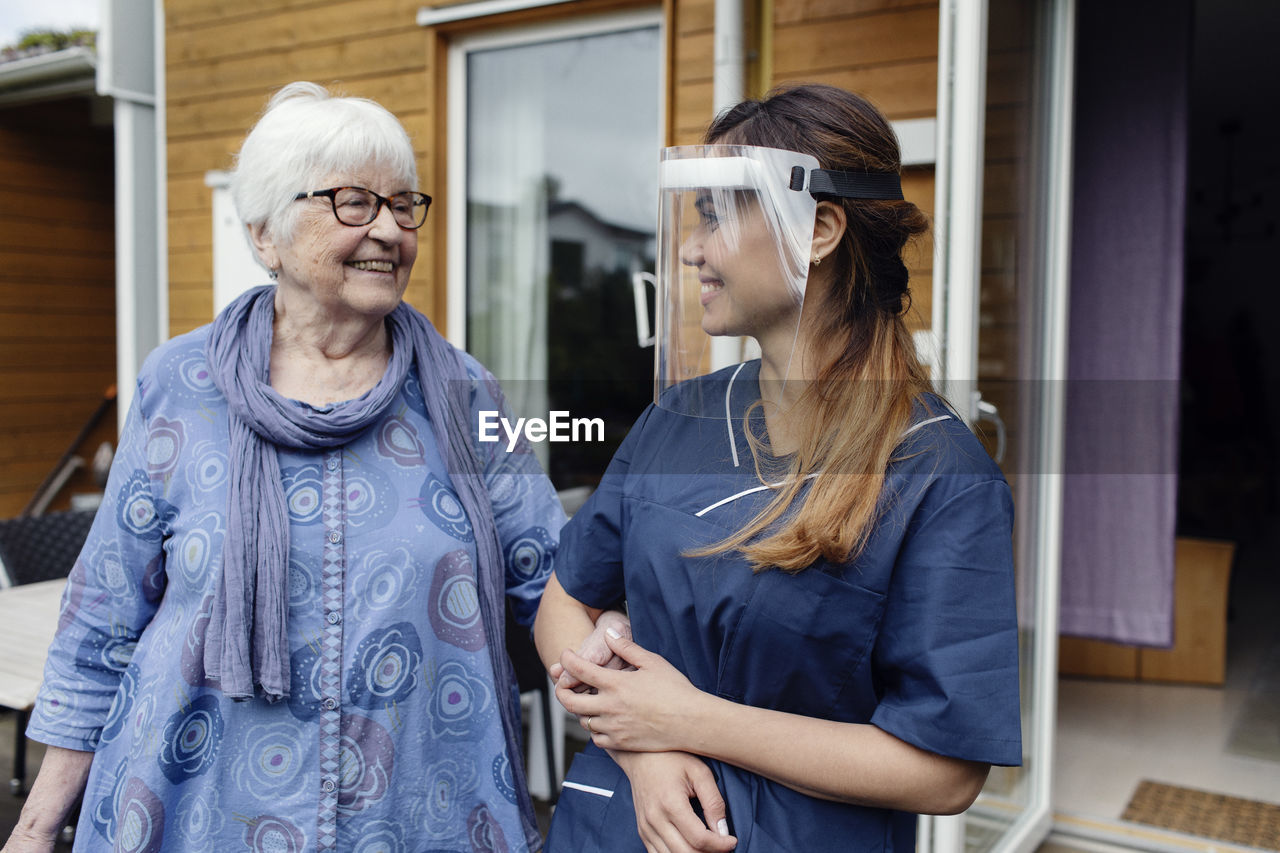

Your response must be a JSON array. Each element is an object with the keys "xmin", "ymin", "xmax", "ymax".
[{"xmin": 534, "ymin": 83, "xmax": 1021, "ymax": 853}]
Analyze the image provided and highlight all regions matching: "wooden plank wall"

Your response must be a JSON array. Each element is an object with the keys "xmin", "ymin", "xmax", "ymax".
[
  {"xmin": 164, "ymin": 0, "xmax": 436, "ymax": 336},
  {"xmin": 671, "ymin": 0, "xmax": 715, "ymax": 145},
  {"xmin": 773, "ymin": 0, "xmax": 937, "ymax": 334},
  {"xmin": 0, "ymin": 99, "xmax": 117, "ymax": 518},
  {"xmin": 771, "ymin": 0, "xmax": 938, "ymax": 120}
]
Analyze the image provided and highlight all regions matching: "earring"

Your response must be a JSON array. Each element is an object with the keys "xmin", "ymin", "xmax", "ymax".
[
  {"xmin": 268, "ymin": 267, "xmax": 279, "ymax": 280},
  {"xmin": 811, "ymin": 254, "xmax": 822, "ymax": 267}
]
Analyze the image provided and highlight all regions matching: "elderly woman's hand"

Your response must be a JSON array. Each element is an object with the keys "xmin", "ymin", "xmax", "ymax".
[
  {"xmin": 1, "ymin": 826, "xmax": 58, "ymax": 853},
  {"xmin": 548, "ymin": 608, "xmax": 633, "ymax": 693}
]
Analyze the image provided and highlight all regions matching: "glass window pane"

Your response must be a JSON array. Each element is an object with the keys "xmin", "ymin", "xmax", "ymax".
[
  {"xmin": 465, "ymin": 25, "xmax": 660, "ymax": 489},
  {"xmin": 966, "ymin": 1, "xmax": 1052, "ymax": 849}
]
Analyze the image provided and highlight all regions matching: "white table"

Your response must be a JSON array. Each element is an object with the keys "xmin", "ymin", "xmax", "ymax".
[
  {"xmin": 0, "ymin": 578, "xmax": 68, "ymax": 792},
  {"xmin": 0, "ymin": 578, "xmax": 67, "ymax": 711}
]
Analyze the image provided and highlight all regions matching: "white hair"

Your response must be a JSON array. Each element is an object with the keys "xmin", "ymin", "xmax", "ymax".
[{"xmin": 230, "ymin": 81, "xmax": 418, "ymax": 262}]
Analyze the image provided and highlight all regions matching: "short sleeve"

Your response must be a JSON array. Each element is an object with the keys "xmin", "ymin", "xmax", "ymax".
[
  {"xmin": 553, "ymin": 407, "xmax": 655, "ymax": 610},
  {"xmin": 27, "ymin": 388, "xmax": 168, "ymax": 751},
  {"xmin": 869, "ymin": 478, "xmax": 1023, "ymax": 766}
]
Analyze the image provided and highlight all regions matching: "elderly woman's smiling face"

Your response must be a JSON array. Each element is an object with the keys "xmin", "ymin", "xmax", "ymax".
[{"xmin": 263, "ymin": 162, "xmax": 419, "ymax": 321}]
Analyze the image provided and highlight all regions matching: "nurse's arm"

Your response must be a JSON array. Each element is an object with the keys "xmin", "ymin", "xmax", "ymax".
[
  {"xmin": 563, "ymin": 631, "xmax": 989, "ymax": 815},
  {"xmin": 682, "ymin": 700, "xmax": 990, "ymax": 815}
]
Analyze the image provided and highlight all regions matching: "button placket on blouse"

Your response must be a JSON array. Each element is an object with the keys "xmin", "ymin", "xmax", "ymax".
[{"xmin": 315, "ymin": 448, "xmax": 346, "ymax": 850}]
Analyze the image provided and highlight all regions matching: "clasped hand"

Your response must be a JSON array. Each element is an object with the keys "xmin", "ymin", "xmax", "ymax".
[
  {"xmin": 553, "ymin": 629, "xmax": 702, "ymax": 753},
  {"xmin": 553, "ymin": 631, "xmax": 737, "ymax": 851}
]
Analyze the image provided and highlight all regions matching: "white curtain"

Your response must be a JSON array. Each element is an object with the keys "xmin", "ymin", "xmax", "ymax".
[{"xmin": 466, "ymin": 49, "xmax": 550, "ymax": 425}]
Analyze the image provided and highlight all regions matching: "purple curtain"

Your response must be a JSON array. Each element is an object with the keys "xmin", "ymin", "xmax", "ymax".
[{"xmin": 1060, "ymin": 0, "xmax": 1190, "ymax": 646}]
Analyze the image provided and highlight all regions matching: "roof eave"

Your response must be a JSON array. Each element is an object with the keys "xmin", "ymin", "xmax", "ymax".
[{"xmin": 0, "ymin": 46, "xmax": 97, "ymax": 107}]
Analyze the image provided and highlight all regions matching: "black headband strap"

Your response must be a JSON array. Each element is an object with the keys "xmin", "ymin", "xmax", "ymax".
[{"xmin": 789, "ymin": 166, "xmax": 904, "ymax": 200}]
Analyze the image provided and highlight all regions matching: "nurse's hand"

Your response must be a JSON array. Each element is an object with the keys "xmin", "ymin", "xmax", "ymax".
[
  {"xmin": 548, "ymin": 609, "xmax": 633, "ymax": 694},
  {"xmin": 611, "ymin": 750, "xmax": 737, "ymax": 853},
  {"xmin": 556, "ymin": 630, "xmax": 702, "ymax": 754}
]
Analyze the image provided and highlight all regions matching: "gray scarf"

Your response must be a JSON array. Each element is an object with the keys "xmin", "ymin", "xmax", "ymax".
[{"xmin": 205, "ymin": 286, "xmax": 538, "ymax": 846}]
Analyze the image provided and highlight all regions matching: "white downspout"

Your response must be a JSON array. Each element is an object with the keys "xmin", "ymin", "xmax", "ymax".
[
  {"xmin": 712, "ymin": 0, "xmax": 745, "ymax": 112},
  {"xmin": 710, "ymin": 0, "xmax": 748, "ymax": 371},
  {"xmin": 97, "ymin": 0, "xmax": 165, "ymax": 427}
]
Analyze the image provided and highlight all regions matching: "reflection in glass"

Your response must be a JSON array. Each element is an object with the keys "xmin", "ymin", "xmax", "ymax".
[
  {"xmin": 965, "ymin": 1, "xmax": 1047, "ymax": 850},
  {"xmin": 465, "ymin": 25, "xmax": 660, "ymax": 489}
]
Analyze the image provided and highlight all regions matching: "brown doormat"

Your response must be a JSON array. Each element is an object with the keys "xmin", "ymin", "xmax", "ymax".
[{"xmin": 1122, "ymin": 780, "xmax": 1280, "ymax": 850}]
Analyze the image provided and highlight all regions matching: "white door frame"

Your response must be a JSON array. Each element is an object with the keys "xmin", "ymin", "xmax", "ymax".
[{"xmin": 926, "ymin": 1, "xmax": 1076, "ymax": 851}]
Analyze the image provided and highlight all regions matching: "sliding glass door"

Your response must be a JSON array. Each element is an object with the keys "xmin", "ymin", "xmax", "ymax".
[{"xmin": 448, "ymin": 11, "xmax": 662, "ymax": 490}]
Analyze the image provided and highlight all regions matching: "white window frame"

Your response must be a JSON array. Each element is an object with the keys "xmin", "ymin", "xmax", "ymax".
[
  {"xmin": 445, "ymin": 8, "xmax": 666, "ymax": 350},
  {"xmin": 924, "ymin": 1, "xmax": 1076, "ymax": 852}
]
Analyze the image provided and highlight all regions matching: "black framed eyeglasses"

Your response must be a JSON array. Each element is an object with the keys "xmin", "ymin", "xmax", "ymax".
[{"xmin": 294, "ymin": 187, "xmax": 432, "ymax": 230}]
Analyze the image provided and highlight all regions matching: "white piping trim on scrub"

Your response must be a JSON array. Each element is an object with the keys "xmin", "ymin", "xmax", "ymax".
[
  {"xmin": 561, "ymin": 781, "xmax": 615, "ymax": 798},
  {"xmin": 902, "ymin": 414, "xmax": 952, "ymax": 437},
  {"xmin": 694, "ymin": 413, "xmax": 953, "ymax": 518},
  {"xmin": 695, "ymin": 472, "xmax": 820, "ymax": 518},
  {"xmin": 725, "ymin": 361, "xmax": 748, "ymax": 468}
]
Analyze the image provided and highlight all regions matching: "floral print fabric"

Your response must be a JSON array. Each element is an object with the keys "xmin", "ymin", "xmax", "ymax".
[{"xmin": 29, "ymin": 326, "xmax": 562, "ymax": 852}]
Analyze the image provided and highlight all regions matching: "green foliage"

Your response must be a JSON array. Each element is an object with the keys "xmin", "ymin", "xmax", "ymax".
[{"xmin": 2, "ymin": 28, "xmax": 96, "ymax": 56}]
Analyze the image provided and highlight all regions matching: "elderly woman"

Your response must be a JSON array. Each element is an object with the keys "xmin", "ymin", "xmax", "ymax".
[{"xmin": 4, "ymin": 82, "xmax": 565, "ymax": 853}]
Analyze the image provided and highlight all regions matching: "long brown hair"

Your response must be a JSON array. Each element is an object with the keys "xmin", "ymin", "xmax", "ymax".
[{"xmin": 691, "ymin": 83, "xmax": 933, "ymax": 572}]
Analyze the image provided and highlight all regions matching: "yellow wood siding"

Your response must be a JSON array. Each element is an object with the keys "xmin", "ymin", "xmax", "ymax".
[
  {"xmin": 769, "ymin": 1, "xmax": 937, "ymax": 121},
  {"xmin": 0, "ymin": 100, "xmax": 116, "ymax": 517},
  {"xmin": 671, "ymin": 0, "xmax": 716, "ymax": 144}
]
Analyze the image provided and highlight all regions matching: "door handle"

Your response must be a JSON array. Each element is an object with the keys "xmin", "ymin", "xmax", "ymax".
[
  {"xmin": 973, "ymin": 392, "xmax": 1007, "ymax": 465},
  {"xmin": 631, "ymin": 271, "xmax": 656, "ymax": 348}
]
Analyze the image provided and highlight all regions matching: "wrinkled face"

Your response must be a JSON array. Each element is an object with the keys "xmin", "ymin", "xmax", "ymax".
[
  {"xmin": 270, "ymin": 162, "xmax": 419, "ymax": 321},
  {"xmin": 679, "ymin": 190, "xmax": 800, "ymax": 347}
]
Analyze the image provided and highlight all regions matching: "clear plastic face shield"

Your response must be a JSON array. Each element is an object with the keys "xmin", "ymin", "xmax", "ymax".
[{"xmin": 654, "ymin": 145, "xmax": 821, "ymax": 417}]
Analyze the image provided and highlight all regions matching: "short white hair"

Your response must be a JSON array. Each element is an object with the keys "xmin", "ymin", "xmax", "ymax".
[{"xmin": 230, "ymin": 81, "xmax": 418, "ymax": 256}]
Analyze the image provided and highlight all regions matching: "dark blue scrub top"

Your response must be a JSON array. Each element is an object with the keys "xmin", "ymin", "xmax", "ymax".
[{"xmin": 548, "ymin": 362, "xmax": 1021, "ymax": 852}]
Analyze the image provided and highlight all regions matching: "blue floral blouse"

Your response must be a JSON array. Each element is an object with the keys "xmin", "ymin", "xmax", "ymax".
[{"xmin": 28, "ymin": 325, "xmax": 563, "ymax": 853}]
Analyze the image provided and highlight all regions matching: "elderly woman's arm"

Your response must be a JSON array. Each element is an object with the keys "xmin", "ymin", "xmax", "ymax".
[
  {"xmin": 533, "ymin": 570, "xmax": 608, "ymax": 674},
  {"xmin": 537, "ymin": 577, "xmax": 737, "ymax": 853},
  {"xmin": 2, "ymin": 746, "xmax": 93, "ymax": 852},
  {"xmin": 467, "ymin": 364, "xmax": 631, "ymax": 668},
  {"xmin": 18, "ymin": 395, "xmax": 170, "ymax": 849}
]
